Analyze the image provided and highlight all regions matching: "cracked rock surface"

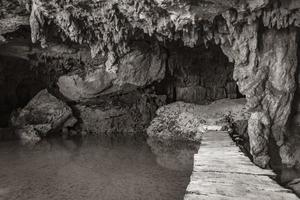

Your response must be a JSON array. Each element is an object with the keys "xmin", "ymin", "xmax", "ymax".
[{"xmin": 11, "ymin": 89, "xmax": 74, "ymax": 143}]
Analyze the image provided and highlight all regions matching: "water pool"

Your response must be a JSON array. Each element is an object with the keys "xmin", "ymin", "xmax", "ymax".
[{"xmin": 0, "ymin": 136, "xmax": 199, "ymax": 200}]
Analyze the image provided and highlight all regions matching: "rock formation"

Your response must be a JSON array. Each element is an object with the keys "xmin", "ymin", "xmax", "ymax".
[
  {"xmin": 76, "ymin": 90, "xmax": 166, "ymax": 136},
  {"xmin": 58, "ymin": 41, "xmax": 167, "ymax": 101},
  {"xmin": 147, "ymin": 98, "xmax": 248, "ymax": 141},
  {"xmin": 0, "ymin": 0, "xmax": 300, "ymax": 168},
  {"xmin": 11, "ymin": 89, "xmax": 75, "ymax": 143}
]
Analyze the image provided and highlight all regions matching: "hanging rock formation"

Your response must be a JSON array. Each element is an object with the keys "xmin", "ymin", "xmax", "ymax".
[{"xmin": 58, "ymin": 42, "xmax": 166, "ymax": 101}]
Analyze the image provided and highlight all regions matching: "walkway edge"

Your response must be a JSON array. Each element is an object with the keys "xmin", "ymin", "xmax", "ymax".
[{"xmin": 184, "ymin": 131, "xmax": 299, "ymax": 200}]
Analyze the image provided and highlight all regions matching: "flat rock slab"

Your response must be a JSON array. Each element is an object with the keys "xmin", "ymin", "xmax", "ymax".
[{"xmin": 184, "ymin": 131, "xmax": 299, "ymax": 200}]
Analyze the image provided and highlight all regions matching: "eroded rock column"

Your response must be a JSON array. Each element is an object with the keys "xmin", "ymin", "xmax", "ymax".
[
  {"xmin": 221, "ymin": 23, "xmax": 298, "ymax": 168},
  {"xmin": 259, "ymin": 29, "xmax": 298, "ymax": 167}
]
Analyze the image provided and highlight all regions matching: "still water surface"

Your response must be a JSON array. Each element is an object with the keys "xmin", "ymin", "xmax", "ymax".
[{"xmin": 0, "ymin": 136, "xmax": 197, "ymax": 200}]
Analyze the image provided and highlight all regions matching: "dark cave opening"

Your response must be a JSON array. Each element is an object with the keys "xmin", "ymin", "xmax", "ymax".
[
  {"xmin": 0, "ymin": 55, "xmax": 46, "ymax": 127},
  {"xmin": 155, "ymin": 42, "xmax": 244, "ymax": 104}
]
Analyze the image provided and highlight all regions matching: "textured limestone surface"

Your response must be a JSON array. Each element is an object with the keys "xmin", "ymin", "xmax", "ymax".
[
  {"xmin": 23, "ymin": 0, "xmax": 300, "ymax": 56},
  {"xmin": 76, "ymin": 90, "xmax": 166, "ymax": 136},
  {"xmin": 222, "ymin": 25, "xmax": 298, "ymax": 168},
  {"xmin": 0, "ymin": 0, "xmax": 29, "ymax": 42},
  {"xmin": 58, "ymin": 42, "xmax": 167, "ymax": 101},
  {"xmin": 11, "ymin": 89, "xmax": 74, "ymax": 143},
  {"xmin": 147, "ymin": 98, "xmax": 248, "ymax": 141}
]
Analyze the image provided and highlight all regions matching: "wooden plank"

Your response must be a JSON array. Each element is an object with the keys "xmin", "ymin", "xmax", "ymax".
[{"xmin": 184, "ymin": 131, "xmax": 299, "ymax": 200}]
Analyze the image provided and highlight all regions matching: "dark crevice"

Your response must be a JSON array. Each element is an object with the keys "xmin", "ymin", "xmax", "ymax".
[{"xmin": 0, "ymin": 55, "xmax": 46, "ymax": 128}]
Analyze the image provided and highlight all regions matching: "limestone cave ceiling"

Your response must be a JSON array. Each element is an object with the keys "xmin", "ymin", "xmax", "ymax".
[{"xmin": 1, "ymin": 0, "xmax": 300, "ymax": 56}]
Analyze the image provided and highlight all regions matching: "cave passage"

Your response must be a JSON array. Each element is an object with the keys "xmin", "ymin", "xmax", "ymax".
[
  {"xmin": 2, "ymin": 0, "xmax": 300, "ymax": 199},
  {"xmin": 0, "ymin": 55, "xmax": 46, "ymax": 127},
  {"xmin": 156, "ymin": 42, "xmax": 243, "ymax": 104}
]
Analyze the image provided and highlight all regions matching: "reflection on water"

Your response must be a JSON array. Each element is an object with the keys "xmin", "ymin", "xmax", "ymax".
[
  {"xmin": 0, "ymin": 136, "xmax": 198, "ymax": 200},
  {"xmin": 147, "ymin": 138, "xmax": 200, "ymax": 171}
]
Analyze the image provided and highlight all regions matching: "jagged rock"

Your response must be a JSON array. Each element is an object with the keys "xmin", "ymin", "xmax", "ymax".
[
  {"xmin": 76, "ymin": 104, "xmax": 136, "ymax": 136},
  {"xmin": 147, "ymin": 98, "xmax": 248, "ymax": 142},
  {"xmin": 0, "ymin": 16, "xmax": 29, "ymax": 37},
  {"xmin": 76, "ymin": 91, "xmax": 166, "ymax": 136},
  {"xmin": 113, "ymin": 42, "xmax": 166, "ymax": 87},
  {"xmin": 14, "ymin": 125, "xmax": 42, "ymax": 144},
  {"xmin": 0, "ymin": 0, "xmax": 29, "ymax": 41},
  {"xmin": 58, "ymin": 42, "xmax": 166, "ymax": 101},
  {"xmin": 23, "ymin": 0, "xmax": 300, "ymax": 55},
  {"xmin": 221, "ymin": 25, "xmax": 298, "ymax": 168},
  {"xmin": 11, "ymin": 89, "xmax": 75, "ymax": 143},
  {"xmin": 58, "ymin": 67, "xmax": 115, "ymax": 101}
]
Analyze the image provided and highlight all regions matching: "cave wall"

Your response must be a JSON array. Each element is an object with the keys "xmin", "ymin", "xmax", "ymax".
[
  {"xmin": 220, "ymin": 21, "xmax": 298, "ymax": 167},
  {"xmin": 162, "ymin": 43, "xmax": 239, "ymax": 104},
  {"xmin": 24, "ymin": 41, "xmax": 167, "ymax": 136},
  {"xmin": 1, "ymin": 0, "xmax": 300, "ymax": 168}
]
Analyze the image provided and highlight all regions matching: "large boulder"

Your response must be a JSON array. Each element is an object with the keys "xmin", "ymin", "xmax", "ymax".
[
  {"xmin": 76, "ymin": 104, "xmax": 140, "ymax": 136},
  {"xmin": 76, "ymin": 91, "xmax": 166, "ymax": 137},
  {"xmin": 147, "ymin": 98, "xmax": 248, "ymax": 142},
  {"xmin": 58, "ymin": 42, "xmax": 166, "ymax": 101},
  {"xmin": 11, "ymin": 89, "xmax": 75, "ymax": 143},
  {"xmin": 58, "ymin": 67, "xmax": 115, "ymax": 101},
  {"xmin": 113, "ymin": 42, "xmax": 166, "ymax": 87}
]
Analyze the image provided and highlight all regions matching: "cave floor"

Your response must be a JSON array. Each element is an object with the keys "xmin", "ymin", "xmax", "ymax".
[{"xmin": 184, "ymin": 131, "xmax": 299, "ymax": 200}]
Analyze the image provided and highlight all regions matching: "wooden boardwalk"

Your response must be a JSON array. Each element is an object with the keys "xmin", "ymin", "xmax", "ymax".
[{"xmin": 184, "ymin": 131, "xmax": 299, "ymax": 200}]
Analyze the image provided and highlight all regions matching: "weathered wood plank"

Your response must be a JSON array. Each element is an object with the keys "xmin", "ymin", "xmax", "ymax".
[{"xmin": 184, "ymin": 131, "xmax": 299, "ymax": 200}]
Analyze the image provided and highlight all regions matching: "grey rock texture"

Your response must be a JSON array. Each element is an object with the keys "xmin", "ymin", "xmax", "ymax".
[
  {"xmin": 76, "ymin": 90, "xmax": 166, "ymax": 136},
  {"xmin": 147, "ymin": 99, "xmax": 248, "ymax": 142},
  {"xmin": 58, "ymin": 67, "xmax": 115, "ymax": 101},
  {"xmin": 58, "ymin": 42, "xmax": 166, "ymax": 101},
  {"xmin": 24, "ymin": 0, "xmax": 300, "ymax": 56},
  {"xmin": 1, "ymin": 0, "xmax": 300, "ymax": 168},
  {"xmin": 221, "ymin": 24, "xmax": 298, "ymax": 168},
  {"xmin": 11, "ymin": 89, "xmax": 75, "ymax": 143},
  {"xmin": 0, "ymin": 0, "xmax": 29, "ymax": 42}
]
